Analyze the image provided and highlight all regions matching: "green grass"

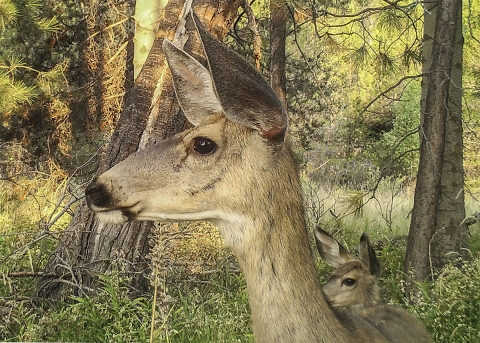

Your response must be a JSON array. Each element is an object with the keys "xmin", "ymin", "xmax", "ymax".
[
  {"xmin": 3, "ymin": 237, "xmax": 479, "ymax": 342},
  {"xmin": 0, "ymin": 259, "xmax": 252, "ymax": 342},
  {"xmin": 165, "ymin": 272, "xmax": 252, "ymax": 342},
  {"xmin": 304, "ymin": 178, "xmax": 416, "ymax": 239}
]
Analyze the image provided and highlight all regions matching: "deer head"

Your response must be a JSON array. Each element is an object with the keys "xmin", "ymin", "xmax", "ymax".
[
  {"xmin": 314, "ymin": 225, "xmax": 381, "ymax": 308},
  {"xmin": 85, "ymin": 12, "xmax": 432, "ymax": 343},
  {"xmin": 84, "ymin": 14, "xmax": 288, "ymax": 243}
]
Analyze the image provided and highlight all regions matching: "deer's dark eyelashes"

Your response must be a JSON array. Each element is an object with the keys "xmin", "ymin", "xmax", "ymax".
[
  {"xmin": 342, "ymin": 278, "xmax": 356, "ymax": 287},
  {"xmin": 192, "ymin": 137, "xmax": 217, "ymax": 155}
]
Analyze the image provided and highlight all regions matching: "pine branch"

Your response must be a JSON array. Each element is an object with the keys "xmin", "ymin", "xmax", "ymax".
[{"xmin": 361, "ymin": 74, "xmax": 425, "ymax": 115}]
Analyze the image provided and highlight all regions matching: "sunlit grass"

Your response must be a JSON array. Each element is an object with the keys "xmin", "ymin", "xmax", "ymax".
[
  {"xmin": 305, "ymin": 177, "xmax": 480, "ymax": 243},
  {"xmin": 0, "ymin": 163, "xmax": 82, "ymax": 298}
]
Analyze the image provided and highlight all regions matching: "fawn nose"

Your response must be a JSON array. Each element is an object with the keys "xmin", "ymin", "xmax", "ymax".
[{"xmin": 85, "ymin": 179, "xmax": 112, "ymax": 209}]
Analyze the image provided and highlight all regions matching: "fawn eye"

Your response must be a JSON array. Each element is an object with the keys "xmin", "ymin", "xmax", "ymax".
[
  {"xmin": 193, "ymin": 137, "xmax": 217, "ymax": 155},
  {"xmin": 342, "ymin": 278, "xmax": 356, "ymax": 287}
]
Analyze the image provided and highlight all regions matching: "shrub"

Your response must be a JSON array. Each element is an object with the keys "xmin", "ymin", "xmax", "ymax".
[
  {"xmin": 5, "ymin": 273, "xmax": 152, "ymax": 342},
  {"xmin": 408, "ymin": 256, "xmax": 480, "ymax": 343}
]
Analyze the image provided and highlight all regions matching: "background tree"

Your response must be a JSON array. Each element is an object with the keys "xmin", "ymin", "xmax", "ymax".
[
  {"xmin": 133, "ymin": 0, "xmax": 168, "ymax": 80},
  {"xmin": 404, "ymin": 0, "xmax": 464, "ymax": 284},
  {"xmin": 428, "ymin": 0, "xmax": 469, "ymax": 271}
]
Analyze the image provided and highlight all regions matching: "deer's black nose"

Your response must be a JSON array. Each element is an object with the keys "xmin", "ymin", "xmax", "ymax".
[{"xmin": 85, "ymin": 179, "xmax": 112, "ymax": 209}]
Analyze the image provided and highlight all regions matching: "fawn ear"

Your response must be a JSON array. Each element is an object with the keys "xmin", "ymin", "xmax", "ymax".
[
  {"xmin": 191, "ymin": 12, "xmax": 287, "ymax": 142},
  {"xmin": 314, "ymin": 225, "xmax": 354, "ymax": 268},
  {"xmin": 359, "ymin": 233, "xmax": 381, "ymax": 277},
  {"xmin": 162, "ymin": 39, "xmax": 223, "ymax": 126}
]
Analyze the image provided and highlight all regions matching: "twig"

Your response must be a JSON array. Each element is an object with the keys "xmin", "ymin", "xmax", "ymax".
[
  {"xmin": 5, "ymin": 271, "xmax": 57, "ymax": 278},
  {"xmin": 361, "ymin": 74, "xmax": 425, "ymax": 115},
  {"xmin": 173, "ymin": 0, "xmax": 194, "ymax": 46},
  {"xmin": 242, "ymin": 0, "xmax": 262, "ymax": 70}
]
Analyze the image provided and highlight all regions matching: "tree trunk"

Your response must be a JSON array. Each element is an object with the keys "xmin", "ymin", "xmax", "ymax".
[
  {"xmin": 133, "ymin": 0, "xmax": 168, "ymax": 80},
  {"xmin": 270, "ymin": 0, "xmax": 287, "ymax": 109},
  {"xmin": 79, "ymin": 0, "xmax": 134, "ymax": 136},
  {"xmin": 38, "ymin": 0, "xmax": 244, "ymax": 299},
  {"xmin": 430, "ymin": 0, "xmax": 469, "ymax": 270},
  {"xmin": 404, "ymin": 0, "xmax": 462, "ymax": 285}
]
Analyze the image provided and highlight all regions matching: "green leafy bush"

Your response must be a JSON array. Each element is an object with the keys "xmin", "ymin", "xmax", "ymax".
[
  {"xmin": 2, "ymin": 273, "xmax": 152, "ymax": 342},
  {"xmin": 410, "ymin": 257, "xmax": 480, "ymax": 343}
]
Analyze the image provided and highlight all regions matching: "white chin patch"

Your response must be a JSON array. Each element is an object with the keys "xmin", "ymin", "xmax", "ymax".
[{"xmin": 94, "ymin": 210, "xmax": 129, "ymax": 224}]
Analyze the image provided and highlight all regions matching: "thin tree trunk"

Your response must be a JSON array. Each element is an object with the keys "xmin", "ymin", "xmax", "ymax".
[
  {"xmin": 430, "ymin": 0, "xmax": 469, "ymax": 269},
  {"xmin": 242, "ymin": 0, "xmax": 262, "ymax": 71},
  {"xmin": 270, "ymin": 0, "xmax": 287, "ymax": 109},
  {"xmin": 38, "ymin": 0, "xmax": 244, "ymax": 299},
  {"xmin": 404, "ymin": 0, "xmax": 462, "ymax": 285},
  {"xmin": 133, "ymin": 0, "xmax": 168, "ymax": 80}
]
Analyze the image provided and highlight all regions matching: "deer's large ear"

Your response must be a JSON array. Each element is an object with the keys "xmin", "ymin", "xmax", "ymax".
[
  {"xmin": 359, "ymin": 233, "xmax": 381, "ymax": 277},
  {"xmin": 314, "ymin": 225, "xmax": 354, "ymax": 268},
  {"xmin": 191, "ymin": 13, "xmax": 287, "ymax": 142},
  {"xmin": 162, "ymin": 39, "xmax": 223, "ymax": 126}
]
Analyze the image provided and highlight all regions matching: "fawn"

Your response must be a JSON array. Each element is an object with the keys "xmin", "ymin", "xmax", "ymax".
[{"xmin": 314, "ymin": 225, "xmax": 381, "ymax": 308}]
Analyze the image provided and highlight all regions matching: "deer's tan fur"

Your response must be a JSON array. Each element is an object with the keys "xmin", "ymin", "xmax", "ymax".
[{"xmin": 85, "ymin": 12, "xmax": 432, "ymax": 343}]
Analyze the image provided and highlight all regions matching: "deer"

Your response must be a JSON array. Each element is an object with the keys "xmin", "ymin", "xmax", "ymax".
[
  {"xmin": 314, "ymin": 225, "xmax": 381, "ymax": 308},
  {"xmin": 85, "ymin": 12, "xmax": 433, "ymax": 343}
]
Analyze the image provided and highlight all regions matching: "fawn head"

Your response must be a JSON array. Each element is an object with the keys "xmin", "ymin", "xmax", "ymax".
[{"xmin": 314, "ymin": 225, "xmax": 381, "ymax": 308}]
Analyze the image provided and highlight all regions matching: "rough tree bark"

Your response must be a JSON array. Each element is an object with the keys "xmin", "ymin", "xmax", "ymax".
[
  {"xmin": 404, "ymin": 0, "xmax": 463, "ymax": 284},
  {"xmin": 429, "ymin": 0, "xmax": 469, "ymax": 270},
  {"xmin": 38, "ymin": 0, "xmax": 244, "ymax": 299},
  {"xmin": 270, "ymin": 0, "xmax": 287, "ymax": 108}
]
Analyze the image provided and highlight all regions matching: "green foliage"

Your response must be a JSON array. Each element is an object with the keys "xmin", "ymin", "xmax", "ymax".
[
  {"xmin": 281, "ymin": 0, "xmax": 428, "ymax": 186},
  {"xmin": 2, "ymin": 273, "xmax": 152, "ymax": 342},
  {"xmin": 0, "ymin": 70, "xmax": 38, "ymax": 114},
  {"xmin": 1, "ymin": 256, "xmax": 252, "ymax": 342},
  {"xmin": 0, "ymin": 0, "xmax": 84, "ymax": 163},
  {"xmin": 305, "ymin": 77, "xmax": 421, "ymax": 188},
  {"xmin": 377, "ymin": 8, "xmax": 407, "ymax": 33},
  {"xmin": 373, "ymin": 241, "xmax": 480, "ymax": 343},
  {"xmin": 165, "ymin": 272, "xmax": 252, "ymax": 343},
  {"xmin": 0, "ymin": 0, "xmax": 65, "ymax": 115},
  {"xmin": 375, "ymin": 239, "xmax": 408, "ymax": 302},
  {"xmin": 362, "ymin": 80, "xmax": 421, "ymax": 178},
  {"xmin": 0, "ymin": 0, "xmax": 18, "ymax": 30},
  {"xmin": 408, "ymin": 257, "xmax": 480, "ymax": 342}
]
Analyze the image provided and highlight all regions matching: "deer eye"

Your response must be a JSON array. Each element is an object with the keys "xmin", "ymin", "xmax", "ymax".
[
  {"xmin": 342, "ymin": 278, "xmax": 356, "ymax": 287},
  {"xmin": 193, "ymin": 137, "xmax": 217, "ymax": 155}
]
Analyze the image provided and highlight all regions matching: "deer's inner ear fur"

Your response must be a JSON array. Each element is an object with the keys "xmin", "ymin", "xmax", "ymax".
[
  {"xmin": 314, "ymin": 225, "xmax": 355, "ymax": 268},
  {"xmin": 162, "ymin": 39, "xmax": 223, "ymax": 126}
]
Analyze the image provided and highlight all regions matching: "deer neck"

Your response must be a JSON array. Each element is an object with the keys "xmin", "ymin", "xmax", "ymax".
[{"xmin": 215, "ymin": 152, "xmax": 352, "ymax": 343}]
